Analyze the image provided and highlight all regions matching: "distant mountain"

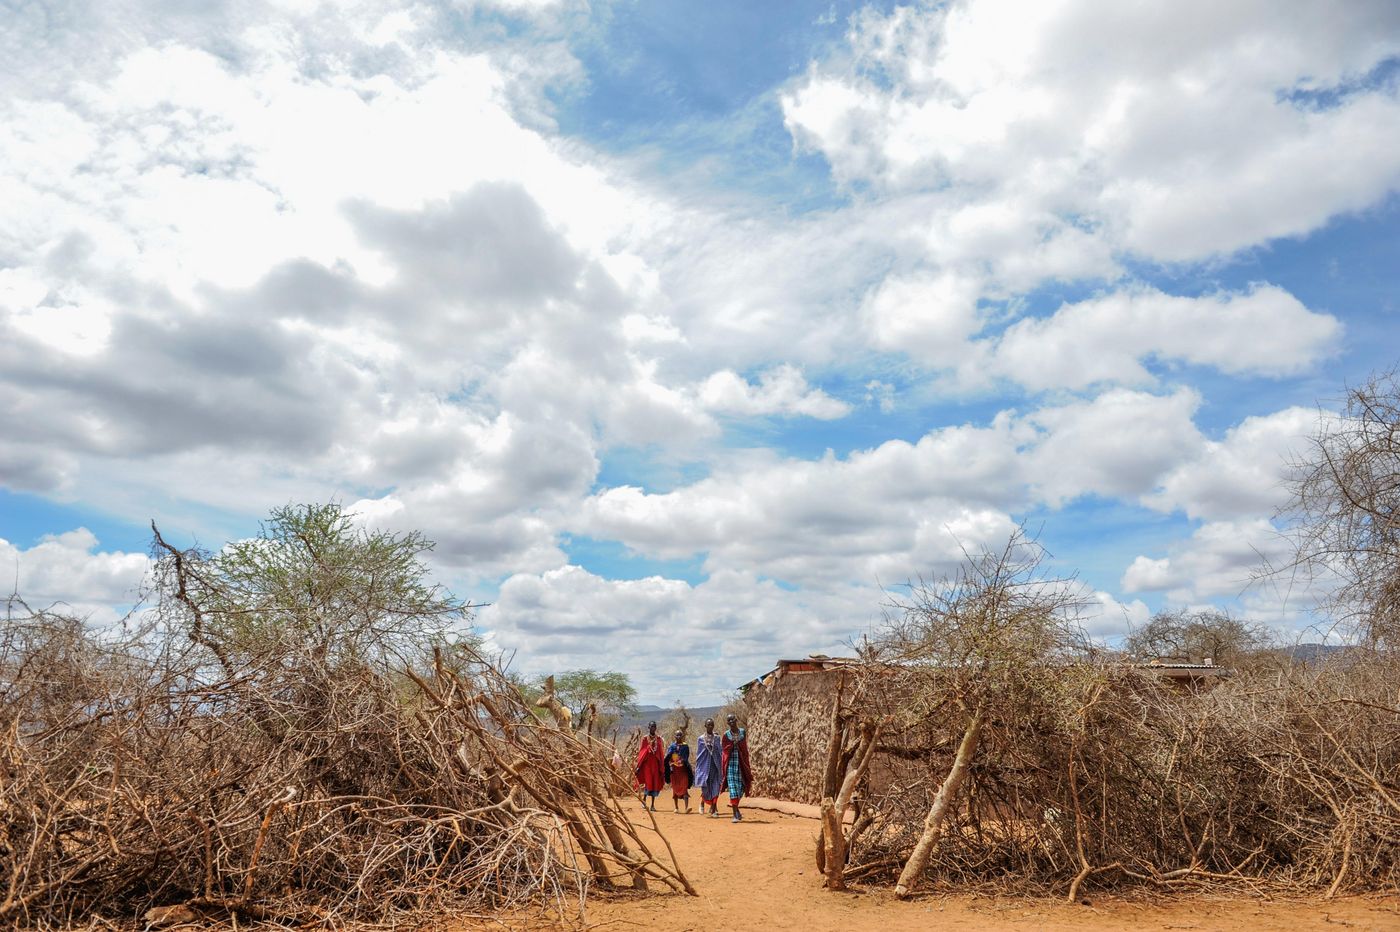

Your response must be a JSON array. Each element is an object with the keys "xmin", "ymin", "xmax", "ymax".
[
  {"xmin": 1287, "ymin": 643, "xmax": 1350, "ymax": 664},
  {"xmin": 614, "ymin": 705, "xmax": 725, "ymax": 735}
]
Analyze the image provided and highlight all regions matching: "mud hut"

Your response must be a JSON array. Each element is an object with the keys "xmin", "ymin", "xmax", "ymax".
[{"xmin": 740, "ymin": 656, "xmax": 861, "ymax": 804}]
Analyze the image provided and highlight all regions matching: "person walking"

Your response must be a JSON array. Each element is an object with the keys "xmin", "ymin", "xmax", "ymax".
[
  {"xmin": 635, "ymin": 721, "xmax": 664, "ymax": 811},
  {"xmin": 721, "ymin": 713, "xmax": 752, "ymax": 823},
  {"xmin": 665, "ymin": 729, "xmax": 694, "ymax": 813},
  {"xmin": 693, "ymin": 718, "xmax": 724, "ymax": 816}
]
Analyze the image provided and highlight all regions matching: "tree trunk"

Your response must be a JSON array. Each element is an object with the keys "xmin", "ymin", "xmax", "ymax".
[
  {"xmin": 817, "ymin": 678, "xmax": 847, "ymax": 873},
  {"xmin": 821, "ymin": 676, "xmax": 848, "ymax": 800},
  {"xmin": 893, "ymin": 706, "xmax": 985, "ymax": 899},
  {"xmin": 821, "ymin": 798, "xmax": 846, "ymax": 889},
  {"xmin": 823, "ymin": 720, "xmax": 880, "ymax": 891}
]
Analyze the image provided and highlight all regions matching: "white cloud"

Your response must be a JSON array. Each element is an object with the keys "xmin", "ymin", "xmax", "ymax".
[
  {"xmin": 698, "ymin": 365, "xmax": 850, "ymax": 420},
  {"xmin": 864, "ymin": 380, "xmax": 895, "ymax": 413},
  {"xmin": 579, "ymin": 387, "xmax": 1211, "ymax": 585},
  {"xmin": 987, "ymin": 286, "xmax": 1341, "ymax": 392},
  {"xmin": 1146, "ymin": 407, "xmax": 1320, "ymax": 520},
  {"xmin": 783, "ymin": 0, "xmax": 1400, "ymax": 264},
  {"xmin": 1121, "ymin": 518, "xmax": 1289, "ymax": 602},
  {"xmin": 1027, "ymin": 387, "xmax": 1205, "ymax": 506},
  {"xmin": 1085, "ymin": 590, "xmax": 1152, "ymax": 640},
  {"xmin": 0, "ymin": 530, "xmax": 150, "ymax": 624},
  {"xmin": 480, "ymin": 565, "xmax": 879, "ymax": 702},
  {"xmin": 862, "ymin": 272, "xmax": 983, "ymax": 366}
]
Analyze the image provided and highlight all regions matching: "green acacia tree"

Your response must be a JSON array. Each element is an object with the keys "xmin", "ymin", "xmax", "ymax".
[
  {"xmin": 152, "ymin": 502, "xmax": 473, "ymax": 674},
  {"xmin": 541, "ymin": 669, "xmax": 638, "ymax": 734}
]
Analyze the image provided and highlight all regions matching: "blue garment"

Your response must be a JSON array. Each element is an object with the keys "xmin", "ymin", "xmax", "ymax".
[
  {"xmin": 725, "ymin": 728, "xmax": 746, "ymax": 800},
  {"xmin": 694, "ymin": 733, "xmax": 724, "ymax": 801}
]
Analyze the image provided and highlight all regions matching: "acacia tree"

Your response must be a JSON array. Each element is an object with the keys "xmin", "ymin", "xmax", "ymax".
[
  {"xmin": 1283, "ymin": 368, "xmax": 1400, "ymax": 647},
  {"xmin": 1124, "ymin": 609, "xmax": 1271, "ymax": 668},
  {"xmin": 539, "ymin": 669, "xmax": 638, "ymax": 735},
  {"xmin": 152, "ymin": 502, "xmax": 471, "ymax": 673},
  {"xmin": 877, "ymin": 530, "xmax": 1090, "ymax": 898},
  {"xmin": 150, "ymin": 502, "xmax": 476, "ymax": 771}
]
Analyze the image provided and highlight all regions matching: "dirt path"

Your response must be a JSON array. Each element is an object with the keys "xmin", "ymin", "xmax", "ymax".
[{"xmin": 584, "ymin": 800, "xmax": 1400, "ymax": 932}]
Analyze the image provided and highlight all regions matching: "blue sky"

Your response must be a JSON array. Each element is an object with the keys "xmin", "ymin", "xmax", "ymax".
[{"xmin": 2, "ymin": 0, "xmax": 1398, "ymax": 704}]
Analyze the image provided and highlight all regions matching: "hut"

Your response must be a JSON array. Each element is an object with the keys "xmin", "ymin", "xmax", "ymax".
[{"xmin": 739, "ymin": 656, "xmax": 861, "ymax": 804}]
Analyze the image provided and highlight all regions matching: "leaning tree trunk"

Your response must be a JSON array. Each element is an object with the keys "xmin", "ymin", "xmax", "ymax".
[
  {"xmin": 893, "ymin": 705, "xmax": 985, "ymax": 899},
  {"xmin": 815, "ymin": 675, "xmax": 883, "ymax": 892},
  {"xmin": 821, "ymin": 719, "xmax": 880, "ymax": 890}
]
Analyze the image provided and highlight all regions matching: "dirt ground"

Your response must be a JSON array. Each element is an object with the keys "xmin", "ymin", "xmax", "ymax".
[{"xmin": 582, "ymin": 799, "xmax": 1400, "ymax": 932}]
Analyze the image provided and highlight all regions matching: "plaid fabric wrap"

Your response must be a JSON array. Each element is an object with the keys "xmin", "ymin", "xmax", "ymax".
[{"xmin": 726, "ymin": 748, "xmax": 745, "ymax": 800}]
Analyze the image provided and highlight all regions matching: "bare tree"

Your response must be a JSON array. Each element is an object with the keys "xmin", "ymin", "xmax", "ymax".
[
  {"xmin": 660, "ymin": 701, "xmax": 693, "ymax": 741},
  {"xmin": 878, "ymin": 530, "xmax": 1091, "ymax": 898},
  {"xmin": 1282, "ymin": 367, "xmax": 1400, "ymax": 646},
  {"xmin": 815, "ymin": 668, "xmax": 882, "ymax": 891},
  {"xmin": 535, "ymin": 674, "xmax": 574, "ymax": 729},
  {"xmin": 1124, "ymin": 609, "xmax": 1272, "ymax": 668}
]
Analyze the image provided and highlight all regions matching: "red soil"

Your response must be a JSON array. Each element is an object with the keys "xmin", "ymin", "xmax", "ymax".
[{"xmin": 582, "ymin": 798, "xmax": 1400, "ymax": 932}]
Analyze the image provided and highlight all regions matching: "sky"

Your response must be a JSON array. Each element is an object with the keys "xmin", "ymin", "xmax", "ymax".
[{"xmin": 2, "ymin": 0, "xmax": 1399, "ymax": 705}]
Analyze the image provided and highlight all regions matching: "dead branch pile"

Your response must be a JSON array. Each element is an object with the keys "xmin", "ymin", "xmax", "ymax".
[
  {"xmin": 1, "ymin": 513, "xmax": 691, "ymax": 930},
  {"xmin": 819, "ymin": 653, "xmax": 1400, "ymax": 900},
  {"xmin": 802, "ymin": 528, "xmax": 1400, "ymax": 901}
]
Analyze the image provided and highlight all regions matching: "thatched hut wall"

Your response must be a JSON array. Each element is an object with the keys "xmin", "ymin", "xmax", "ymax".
[
  {"xmin": 743, "ymin": 663, "xmax": 944, "ymax": 806},
  {"xmin": 742, "ymin": 667, "xmax": 838, "ymax": 804}
]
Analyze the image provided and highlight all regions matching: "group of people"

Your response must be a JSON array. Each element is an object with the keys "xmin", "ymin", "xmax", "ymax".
[{"xmin": 634, "ymin": 714, "xmax": 751, "ymax": 822}]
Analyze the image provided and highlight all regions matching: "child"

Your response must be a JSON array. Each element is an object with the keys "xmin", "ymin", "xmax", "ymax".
[{"xmin": 664, "ymin": 729, "xmax": 694, "ymax": 813}]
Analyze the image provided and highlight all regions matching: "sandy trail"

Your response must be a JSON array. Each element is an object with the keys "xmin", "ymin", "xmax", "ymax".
[{"xmin": 584, "ymin": 799, "xmax": 1400, "ymax": 932}]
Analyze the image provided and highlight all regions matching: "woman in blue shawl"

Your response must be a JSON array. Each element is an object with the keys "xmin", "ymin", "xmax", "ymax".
[{"xmin": 693, "ymin": 718, "xmax": 724, "ymax": 816}]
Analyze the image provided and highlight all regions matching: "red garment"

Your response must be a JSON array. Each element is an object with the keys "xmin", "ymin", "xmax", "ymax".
[
  {"xmin": 635, "ymin": 734, "xmax": 665, "ymax": 793},
  {"xmin": 669, "ymin": 751, "xmax": 691, "ymax": 798},
  {"xmin": 720, "ymin": 730, "xmax": 752, "ymax": 796}
]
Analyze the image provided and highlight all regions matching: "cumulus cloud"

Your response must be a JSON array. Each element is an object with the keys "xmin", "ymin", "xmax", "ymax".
[
  {"xmin": 698, "ymin": 365, "xmax": 850, "ymax": 420},
  {"xmin": 1026, "ymin": 388, "xmax": 1205, "ymax": 506},
  {"xmin": 579, "ymin": 387, "xmax": 1214, "ymax": 585},
  {"xmin": 861, "ymin": 272, "xmax": 983, "ymax": 366},
  {"xmin": 0, "ymin": 530, "xmax": 150, "ymax": 624},
  {"xmin": 480, "ymin": 565, "xmax": 880, "ymax": 702},
  {"xmin": 986, "ymin": 287, "xmax": 1341, "ymax": 392},
  {"xmin": 1146, "ymin": 407, "xmax": 1320, "ymax": 520},
  {"xmin": 1121, "ymin": 519, "xmax": 1289, "ymax": 603},
  {"xmin": 783, "ymin": 0, "xmax": 1400, "ymax": 263},
  {"xmin": 0, "ymin": 27, "xmax": 693, "ymax": 563},
  {"xmin": 1084, "ymin": 591, "xmax": 1153, "ymax": 640}
]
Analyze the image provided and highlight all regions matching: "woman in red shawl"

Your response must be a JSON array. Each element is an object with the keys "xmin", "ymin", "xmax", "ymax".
[
  {"xmin": 634, "ymin": 721, "xmax": 665, "ymax": 811},
  {"xmin": 721, "ymin": 713, "xmax": 753, "ymax": 823}
]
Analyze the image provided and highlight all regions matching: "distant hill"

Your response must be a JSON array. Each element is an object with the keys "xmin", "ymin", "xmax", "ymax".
[
  {"xmin": 1287, "ymin": 643, "xmax": 1349, "ymax": 663},
  {"xmin": 614, "ymin": 704, "xmax": 725, "ymax": 735}
]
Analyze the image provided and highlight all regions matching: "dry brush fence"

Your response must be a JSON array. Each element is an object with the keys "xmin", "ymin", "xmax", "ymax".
[
  {"xmin": 800, "ymin": 530, "xmax": 1400, "ymax": 901},
  {"xmin": 0, "ymin": 514, "xmax": 692, "ymax": 932},
  {"xmin": 810, "ymin": 653, "xmax": 1400, "ymax": 900}
]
